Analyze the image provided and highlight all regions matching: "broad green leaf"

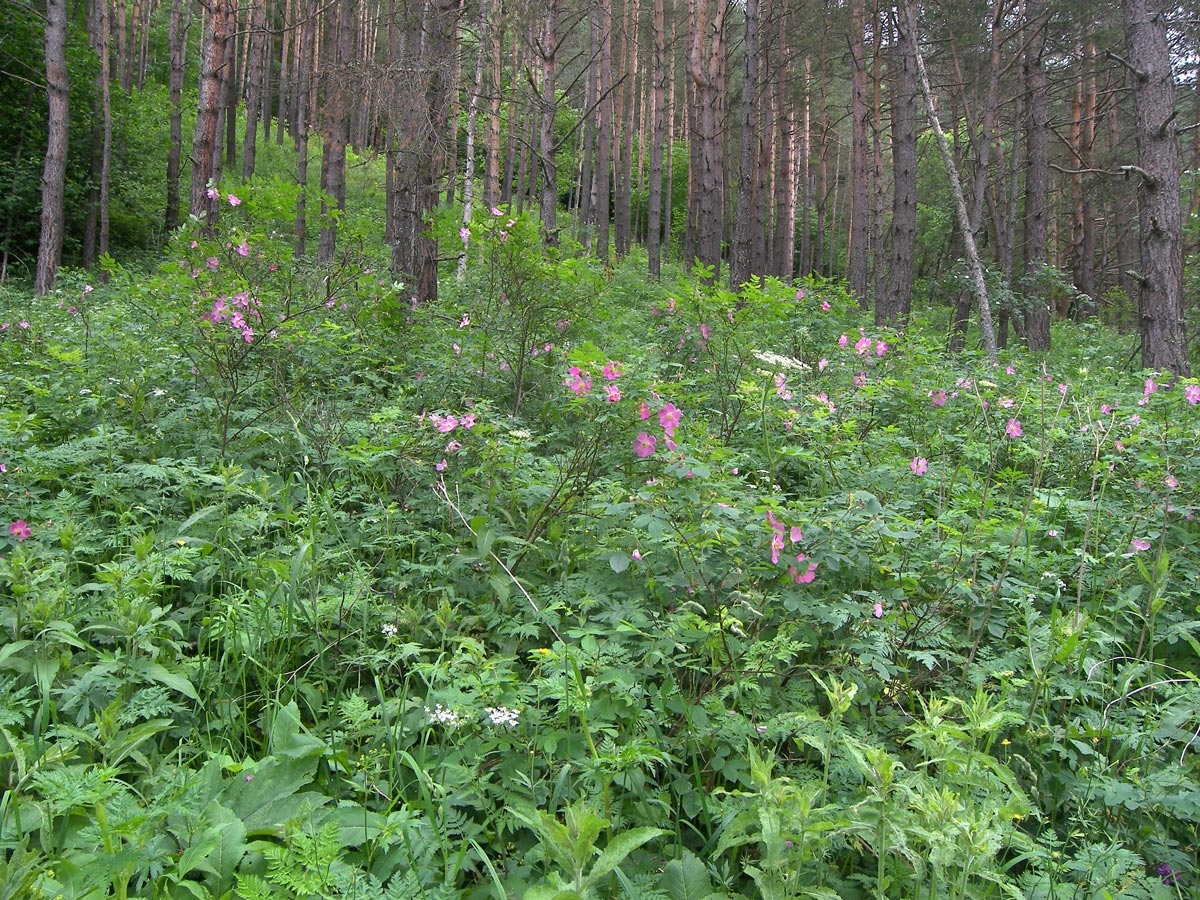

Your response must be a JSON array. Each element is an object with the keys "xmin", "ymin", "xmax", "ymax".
[{"xmin": 583, "ymin": 827, "xmax": 666, "ymax": 887}]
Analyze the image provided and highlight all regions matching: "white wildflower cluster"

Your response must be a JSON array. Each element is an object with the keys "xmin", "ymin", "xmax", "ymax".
[
  {"xmin": 426, "ymin": 704, "xmax": 462, "ymax": 728},
  {"xmin": 751, "ymin": 349, "xmax": 808, "ymax": 372},
  {"xmin": 380, "ymin": 623, "xmax": 398, "ymax": 637},
  {"xmin": 486, "ymin": 706, "xmax": 520, "ymax": 727}
]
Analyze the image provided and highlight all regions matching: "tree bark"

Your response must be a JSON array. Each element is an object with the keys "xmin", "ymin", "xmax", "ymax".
[
  {"xmin": 166, "ymin": 0, "xmax": 189, "ymax": 232},
  {"xmin": 647, "ymin": 0, "xmax": 667, "ymax": 277},
  {"xmin": 878, "ymin": 5, "xmax": 917, "ymax": 327},
  {"xmin": 318, "ymin": 0, "xmax": 355, "ymax": 264},
  {"xmin": 294, "ymin": 0, "xmax": 315, "ymax": 256},
  {"xmin": 537, "ymin": 0, "xmax": 560, "ymax": 242},
  {"xmin": 242, "ymin": 0, "xmax": 268, "ymax": 180},
  {"xmin": 592, "ymin": 0, "xmax": 614, "ymax": 259},
  {"xmin": 1022, "ymin": 0, "xmax": 1050, "ymax": 350},
  {"xmin": 1121, "ymin": 0, "xmax": 1190, "ymax": 375},
  {"xmin": 729, "ymin": 0, "xmax": 760, "ymax": 289},
  {"xmin": 847, "ymin": 0, "xmax": 869, "ymax": 304},
  {"xmin": 688, "ymin": 0, "xmax": 726, "ymax": 280},
  {"xmin": 83, "ymin": 0, "xmax": 113, "ymax": 270},
  {"xmin": 191, "ymin": 0, "xmax": 230, "ymax": 224},
  {"xmin": 35, "ymin": 0, "xmax": 70, "ymax": 295}
]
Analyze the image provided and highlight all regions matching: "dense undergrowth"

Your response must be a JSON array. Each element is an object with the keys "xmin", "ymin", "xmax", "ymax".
[{"xmin": 1, "ymin": 186, "xmax": 1199, "ymax": 900}]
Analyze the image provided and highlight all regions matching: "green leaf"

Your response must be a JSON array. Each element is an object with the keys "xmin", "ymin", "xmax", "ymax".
[
  {"xmin": 608, "ymin": 551, "xmax": 631, "ymax": 573},
  {"xmin": 660, "ymin": 852, "xmax": 714, "ymax": 900},
  {"xmin": 583, "ymin": 827, "xmax": 666, "ymax": 888}
]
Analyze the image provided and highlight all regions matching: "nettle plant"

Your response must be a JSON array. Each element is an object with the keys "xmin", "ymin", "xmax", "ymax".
[{"xmin": 115, "ymin": 184, "xmax": 398, "ymax": 455}]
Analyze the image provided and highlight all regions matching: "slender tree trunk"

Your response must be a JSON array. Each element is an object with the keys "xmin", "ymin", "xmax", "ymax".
[
  {"xmin": 484, "ymin": 0, "xmax": 503, "ymax": 207},
  {"xmin": 115, "ymin": 0, "xmax": 131, "ymax": 93},
  {"xmin": 166, "ymin": 0, "xmax": 188, "ymax": 232},
  {"xmin": 688, "ymin": 0, "xmax": 725, "ymax": 280},
  {"xmin": 847, "ymin": 0, "xmax": 869, "ymax": 304},
  {"xmin": 222, "ymin": 0, "xmax": 239, "ymax": 172},
  {"xmin": 799, "ymin": 55, "xmax": 811, "ymax": 275},
  {"xmin": 242, "ymin": 0, "xmax": 268, "ymax": 179},
  {"xmin": 878, "ymin": 5, "xmax": 917, "ymax": 327},
  {"xmin": 277, "ymin": 0, "xmax": 294, "ymax": 144},
  {"xmin": 537, "ymin": 0, "xmax": 560, "ymax": 241},
  {"xmin": 663, "ymin": 7, "xmax": 676, "ymax": 261},
  {"xmin": 614, "ymin": 0, "xmax": 638, "ymax": 256},
  {"xmin": 770, "ymin": 3, "xmax": 794, "ymax": 280},
  {"xmin": 647, "ymin": 0, "xmax": 667, "ymax": 277},
  {"xmin": 460, "ymin": 1, "xmax": 486, "ymax": 276},
  {"xmin": 35, "ymin": 0, "xmax": 70, "ymax": 295},
  {"xmin": 294, "ymin": 0, "xmax": 315, "ymax": 256},
  {"xmin": 901, "ymin": 0, "xmax": 997, "ymax": 361},
  {"xmin": 1023, "ymin": 0, "xmax": 1051, "ymax": 350},
  {"xmin": 729, "ymin": 0, "xmax": 759, "ymax": 289},
  {"xmin": 1121, "ymin": 0, "xmax": 1190, "ymax": 375},
  {"xmin": 593, "ymin": 0, "xmax": 614, "ymax": 259},
  {"xmin": 318, "ymin": 0, "xmax": 355, "ymax": 263},
  {"xmin": 83, "ymin": 0, "xmax": 113, "ymax": 270},
  {"xmin": 502, "ymin": 29, "xmax": 522, "ymax": 204}
]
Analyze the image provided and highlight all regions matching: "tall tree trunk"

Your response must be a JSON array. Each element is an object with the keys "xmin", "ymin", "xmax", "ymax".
[
  {"xmin": 83, "ymin": 0, "xmax": 113, "ymax": 270},
  {"xmin": 847, "ymin": 0, "xmax": 869, "ymax": 304},
  {"xmin": 900, "ymin": 0, "xmax": 997, "ymax": 361},
  {"xmin": 166, "ymin": 0, "xmax": 189, "ymax": 232},
  {"xmin": 484, "ymin": 0, "xmax": 503, "ymax": 207},
  {"xmin": 729, "ymin": 0, "xmax": 760, "ymax": 289},
  {"xmin": 799, "ymin": 55, "xmax": 811, "ymax": 275},
  {"xmin": 222, "ymin": 0, "xmax": 239, "ymax": 173},
  {"xmin": 460, "ymin": 0, "xmax": 486, "ymax": 276},
  {"xmin": 115, "ymin": 0, "xmax": 131, "ymax": 93},
  {"xmin": 390, "ymin": 0, "xmax": 458, "ymax": 302},
  {"xmin": 1023, "ymin": 0, "xmax": 1051, "ymax": 350},
  {"xmin": 242, "ymin": 0, "xmax": 268, "ymax": 180},
  {"xmin": 614, "ymin": 0, "xmax": 639, "ymax": 256},
  {"xmin": 593, "ymin": 0, "xmax": 614, "ymax": 259},
  {"xmin": 318, "ymin": 0, "xmax": 355, "ymax": 263},
  {"xmin": 878, "ymin": 5, "xmax": 917, "ymax": 327},
  {"xmin": 294, "ymin": 0, "xmax": 315, "ymax": 256},
  {"xmin": 647, "ymin": 0, "xmax": 667, "ymax": 277},
  {"xmin": 537, "ymin": 0, "xmax": 560, "ymax": 241},
  {"xmin": 770, "ymin": 2, "xmax": 794, "ymax": 281},
  {"xmin": 277, "ymin": 0, "xmax": 294, "ymax": 144},
  {"xmin": 35, "ymin": 0, "xmax": 70, "ymax": 295},
  {"xmin": 688, "ymin": 0, "xmax": 726, "ymax": 280},
  {"xmin": 1121, "ymin": 0, "xmax": 1189, "ymax": 375}
]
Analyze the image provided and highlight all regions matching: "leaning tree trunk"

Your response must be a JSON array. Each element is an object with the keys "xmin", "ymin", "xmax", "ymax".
[
  {"xmin": 1121, "ymin": 0, "xmax": 1189, "ymax": 375},
  {"xmin": 35, "ymin": 0, "xmax": 70, "ymax": 295},
  {"xmin": 900, "ymin": 0, "xmax": 997, "ymax": 361}
]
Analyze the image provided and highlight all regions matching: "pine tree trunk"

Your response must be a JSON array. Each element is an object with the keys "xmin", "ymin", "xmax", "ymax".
[
  {"xmin": 538, "ymin": 0, "xmax": 560, "ymax": 241},
  {"xmin": 166, "ymin": 0, "xmax": 189, "ymax": 232},
  {"xmin": 277, "ymin": 0, "xmax": 294, "ymax": 144},
  {"xmin": 614, "ymin": 0, "xmax": 638, "ymax": 256},
  {"xmin": 484, "ymin": 0, "xmax": 502, "ymax": 207},
  {"xmin": 689, "ymin": 0, "xmax": 725, "ymax": 281},
  {"xmin": 35, "ymin": 0, "xmax": 70, "ymax": 295},
  {"xmin": 1121, "ymin": 0, "xmax": 1190, "ymax": 375},
  {"xmin": 318, "ymin": 0, "xmax": 355, "ymax": 264},
  {"xmin": 242, "ymin": 0, "xmax": 267, "ymax": 180},
  {"xmin": 647, "ymin": 0, "xmax": 666, "ymax": 277},
  {"xmin": 593, "ymin": 0, "xmax": 614, "ymax": 259},
  {"xmin": 1023, "ymin": 0, "xmax": 1051, "ymax": 350},
  {"xmin": 847, "ymin": 0, "xmax": 869, "ymax": 304},
  {"xmin": 294, "ymin": 0, "xmax": 315, "ymax": 256},
  {"xmin": 878, "ymin": 6, "xmax": 917, "ymax": 327},
  {"xmin": 729, "ymin": 0, "xmax": 759, "ymax": 289}
]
